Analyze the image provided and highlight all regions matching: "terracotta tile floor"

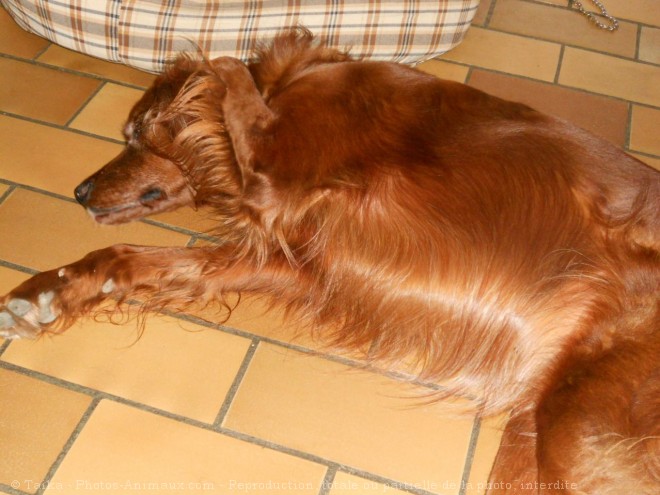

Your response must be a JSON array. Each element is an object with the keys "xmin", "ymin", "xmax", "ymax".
[{"xmin": 1, "ymin": 1, "xmax": 658, "ymax": 494}]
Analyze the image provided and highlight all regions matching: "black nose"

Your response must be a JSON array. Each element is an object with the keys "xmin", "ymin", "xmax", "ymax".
[{"xmin": 74, "ymin": 180, "xmax": 94, "ymax": 206}]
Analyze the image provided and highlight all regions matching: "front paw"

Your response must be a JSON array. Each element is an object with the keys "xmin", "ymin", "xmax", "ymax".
[
  {"xmin": 0, "ymin": 269, "xmax": 65, "ymax": 340},
  {"xmin": 0, "ymin": 290, "xmax": 58, "ymax": 339}
]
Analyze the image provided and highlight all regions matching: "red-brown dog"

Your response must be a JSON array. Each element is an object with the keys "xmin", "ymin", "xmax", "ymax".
[{"xmin": 1, "ymin": 29, "xmax": 658, "ymax": 493}]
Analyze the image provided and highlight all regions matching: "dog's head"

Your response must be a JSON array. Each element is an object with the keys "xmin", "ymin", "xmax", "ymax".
[{"xmin": 74, "ymin": 56, "xmax": 234, "ymax": 224}]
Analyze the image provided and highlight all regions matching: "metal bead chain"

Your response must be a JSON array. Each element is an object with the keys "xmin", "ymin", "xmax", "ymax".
[{"xmin": 571, "ymin": 0, "xmax": 619, "ymax": 31}]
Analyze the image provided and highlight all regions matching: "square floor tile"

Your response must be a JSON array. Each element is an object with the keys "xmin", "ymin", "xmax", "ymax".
[
  {"xmin": 639, "ymin": 26, "xmax": 660, "ymax": 65},
  {"xmin": 225, "ymin": 344, "xmax": 477, "ymax": 494},
  {"xmin": 630, "ymin": 105, "xmax": 660, "ymax": 156},
  {"xmin": 0, "ymin": 58, "xmax": 101, "ymax": 125},
  {"xmin": 3, "ymin": 315, "xmax": 251, "ymax": 423},
  {"xmin": 559, "ymin": 48, "xmax": 660, "ymax": 106},
  {"xmin": 440, "ymin": 27, "xmax": 561, "ymax": 81},
  {"xmin": 0, "ymin": 369, "xmax": 91, "ymax": 493},
  {"xmin": 0, "ymin": 189, "xmax": 190, "ymax": 271},
  {"xmin": 0, "ymin": 266, "xmax": 30, "ymax": 294},
  {"xmin": 416, "ymin": 60, "xmax": 469, "ymax": 82},
  {"xmin": 490, "ymin": 0, "xmax": 637, "ymax": 58},
  {"xmin": 468, "ymin": 70, "xmax": 629, "ymax": 146},
  {"xmin": 45, "ymin": 400, "xmax": 326, "ymax": 494},
  {"xmin": 37, "ymin": 45, "xmax": 156, "ymax": 88},
  {"xmin": 0, "ymin": 115, "xmax": 122, "ymax": 198},
  {"xmin": 604, "ymin": 0, "xmax": 660, "ymax": 26},
  {"xmin": 0, "ymin": 7, "xmax": 49, "ymax": 59},
  {"xmin": 69, "ymin": 83, "xmax": 144, "ymax": 141}
]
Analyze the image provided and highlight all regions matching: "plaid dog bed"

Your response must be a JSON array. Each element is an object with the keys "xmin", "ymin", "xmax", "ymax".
[{"xmin": 2, "ymin": 0, "xmax": 480, "ymax": 72}]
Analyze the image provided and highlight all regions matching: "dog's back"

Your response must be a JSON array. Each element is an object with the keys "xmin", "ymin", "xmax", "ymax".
[{"xmin": 238, "ymin": 32, "xmax": 660, "ymax": 492}]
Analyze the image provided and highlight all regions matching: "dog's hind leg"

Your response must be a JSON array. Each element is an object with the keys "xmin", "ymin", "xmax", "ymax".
[
  {"xmin": 533, "ymin": 334, "xmax": 660, "ymax": 494},
  {"xmin": 0, "ymin": 244, "xmax": 293, "ymax": 339}
]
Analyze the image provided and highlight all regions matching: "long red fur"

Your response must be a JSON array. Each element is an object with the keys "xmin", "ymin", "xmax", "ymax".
[{"xmin": 1, "ymin": 29, "xmax": 658, "ymax": 493}]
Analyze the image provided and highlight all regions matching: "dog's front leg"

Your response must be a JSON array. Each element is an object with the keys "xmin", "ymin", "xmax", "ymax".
[
  {"xmin": 0, "ymin": 244, "xmax": 288, "ymax": 339},
  {"xmin": 210, "ymin": 57, "xmax": 275, "ymax": 170}
]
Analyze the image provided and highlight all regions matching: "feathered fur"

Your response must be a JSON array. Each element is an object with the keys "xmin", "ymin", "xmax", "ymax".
[{"xmin": 1, "ymin": 29, "xmax": 658, "ymax": 494}]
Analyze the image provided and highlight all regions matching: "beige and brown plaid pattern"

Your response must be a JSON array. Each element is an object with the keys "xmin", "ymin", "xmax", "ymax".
[{"xmin": 2, "ymin": 0, "xmax": 479, "ymax": 73}]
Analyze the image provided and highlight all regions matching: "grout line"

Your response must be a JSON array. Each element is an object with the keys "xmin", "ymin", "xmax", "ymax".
[
  {"xmin": 634, "ymin": 23, "xmax": 643, "ymax": 61},
  {"xmin": 0, "ymin": 259, "xmax": 39, "ymax": 276},
  {"xmin": 64, "ymin": 80, "xmax": 107, "ymax": 127},
  {"xmin": 0, "ymin": 180, "xmax": 213, "ymax": 239},
  {"xmin": 0, "ymin": 360, "xmax": 231, "ymax": 431},
  {"xmin": 0, "ymin": 52, "xmax": 152, "ymax": 90},
  {"xmin": 318, "ymin": 466, "xmax": 338, "ymax": 495},
  {"xmin": 0, "ymin": 183, "xmax": 16, "ymax": 204},
  {"xmin": 0, "ymin": 179, "xmax": 78, "ymax": 203},
  {"xmin": 0, "ymin": 483, "xmax": 30, "ymax": 495},
  {"xmin": 458, "ymin": 63, "xmax": 658, "ymax": 113},
  {"xmin": 0, "ymin": 339, "xmax": 11, "ymax": 359},
  {"xmin": 213, "ymin": 338, "xmax": 260, "ymax": 427},
  {"xmin": 0, "ymin": 110, "xmax": 125, "ymax": 145},
  {"xmin": 32, "ymin": 41, "xmax": 52, "ymax": 60},
  {"xmin": 464, "ymin": 65, "xmax": 475, "ymax": 84},
  {"xmin": 0, "ymin": 360, "xmax": 109, "ymax": 400},
  {"xmin": 216, "ymin": 427, "xmax": 442, "ymax": 495},
  {"xmin": 35, "ymin": 398, "xmax": 101, "ymax": 495},
  {"xmin": 140, "ymin": 217, "xmax": 219, "ymax": 240},
  {"xmin": 561, "ymin": 44, "xmax": 660, "ymax": 69},
  {"xmin": 483, "ymin": 0, "xmax": 498, "ymax": 28},
  {"xmin": 459, "ymin": 416, "xmax": 482, "ymax": 495},
  {"xmin": 333, "ymin": 465, "xmax": 439, "ymax": 495},
  {"xmin": 554, "ymin": 44, "xmax": 566, "ymax": 84},
  {"xmin": 627, "ymin": 149, "xmax": 660, "ymax": 161},
  {"xmin": 625, "ymin": 102, "xmax": 634, "ymax": 151}
]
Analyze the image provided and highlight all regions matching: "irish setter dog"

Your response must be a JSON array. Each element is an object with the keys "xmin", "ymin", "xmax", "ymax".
[{"xmin": 1, "ymin": 30, "xmax": 658, "ymax": 493}]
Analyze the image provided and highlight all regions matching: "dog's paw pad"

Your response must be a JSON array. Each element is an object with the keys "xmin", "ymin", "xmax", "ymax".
[
  {"xmin": 0, "ymin": 310, "xmax": 36, "ymax": 339},
  {"xmin": 0, "ymin": 310, "xmax": 16, "ymax": 329},
  {"xmin": 37, "ymin": 291, "xmax": 57, "ymax": 324},
  {"xmin": 7, "ymin": 298, "xmax": 31, "ymax": 317}
]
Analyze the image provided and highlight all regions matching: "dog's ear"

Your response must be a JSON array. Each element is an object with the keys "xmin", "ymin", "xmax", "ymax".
[
  {"xmin": 156, "ymin": 55, "xmax": 205, "ymax": 100},
  {"xmin": 249, "ymin": 27, "xmax": 351, "ymax": 99}
]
